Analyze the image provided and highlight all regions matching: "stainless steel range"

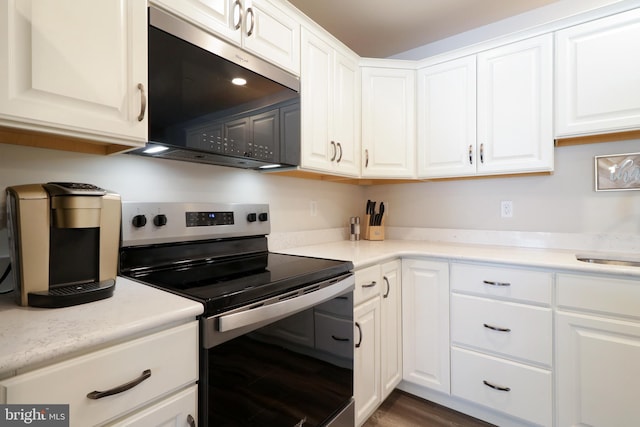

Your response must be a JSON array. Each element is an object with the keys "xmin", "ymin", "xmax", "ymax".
[{"xmin": 119, "ymin": 202, "xmax": 355, "ymax": 427}]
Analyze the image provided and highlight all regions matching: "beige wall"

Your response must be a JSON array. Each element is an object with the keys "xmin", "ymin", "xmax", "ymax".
[
  {"xmin": 1, "ymin": 137, "xmax": 639, "ymax": 258},
  {"xmin": 0, "ymin": 143, "xmax": 364, "ymax": 256},
  {"xmin": 364, "ymin": 139, "xmax": 640, "ymax": 235}
]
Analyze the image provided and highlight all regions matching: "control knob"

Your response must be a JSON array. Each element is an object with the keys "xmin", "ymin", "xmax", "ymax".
[
  {"xmin": 132, "ymin": 214, "xmax": 147, "ymax": 228},
  {"xmin": 247, "ymin": 213, "xmax": 257, "ymax": 222},
  {"xmin": 258, "ymin": 213, "xmax": 268, "ymax": 222},
  {"xmin": 153, "ymin": 214, "xmax": 168, "ymax": 227}
]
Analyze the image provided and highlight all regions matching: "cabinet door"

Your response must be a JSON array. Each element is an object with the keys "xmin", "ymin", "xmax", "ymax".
[
  {"xmin": 380, "ymin": 260, "xmax": 402, "ymax": 399},
  {"xmin": 354, "ymin": 297, "xmax": 381, "ymax": 426},
  {"xmin": 300, "ymin": 29, "xmax": 333, "ymax": 172},
  {"xmin": 0, "ymin": 0, "xmax": 147, "ymax": 145},
  {"xmin": 401, "ymin": 259, "xmax": 450, "ymax": 394},
  {"xmin": 152, "ymin": 0, "xmax": 241, "ymax": 44},
  {"xmin": 243, "ymin": 0, "xmax": 300, "ymax": 75},
  {"xmin": 556, "ymin": 8, "xmax": 640, "ymax": 136},
  {"xmin": 109, "ymin": 385, "xmax": 198, "ymax": 427},
  {"xmin": 332, "ymin": 49, "xmax": 361, "ymax": 176},
  {"xmin": 556, "ymin": 312, "xmax": 640, "ymax": 427},
  {"xmin": 477, "ymin": 34, "xmax": 553, "ymax": 175},
  {"xmin": 417, "ymin": 56, "xmax": 477, "ymax": 178},
  {"xmin": 361, "ymin": 66, "xmax": 416, "ymax": 178}
]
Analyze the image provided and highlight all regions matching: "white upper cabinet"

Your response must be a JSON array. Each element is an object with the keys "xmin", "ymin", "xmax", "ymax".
[
  {"xmin": 300, "ymin": 28, "xmax": 360, "ymax": 176},
  {"xmin": 418, "ymin": 34, "xmax": 553, "ymax": 178},
  {"xmin": 417, "ymin": 56, "xmax": 477, "ymax": 178},
  {"xmin": 361, "ymin": 64, "xmax": 416, "ymax": 178},
  {"xmin": 153, "ymin": 0, "xmax": 300, "ymax": 74},
  {"xmin": 555, "ymin": 7, "xmax": 640, "ymax": 137},
  {"xmin": 152, "ymin": 0, "xmax": 242, "ymax": 44},
  {"xmin": 477, "ymin": 34, "xmax": 553, "ymax": 175},
  {"xmin": 243, "ymin": 0, "xmax": 300, "ymax": 75},
  {"xmin": 0, "ymin": 0, "xmax": 147, "ymax": 147}
]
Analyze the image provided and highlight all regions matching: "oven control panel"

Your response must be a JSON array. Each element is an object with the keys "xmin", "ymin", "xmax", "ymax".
[
  {"xmin": 121, "ymin": 202, "xmax": 270, "ymax": 247},
  {"xmin": 186, "ymin": 211, "xmax": 234, "ymax": 227}
]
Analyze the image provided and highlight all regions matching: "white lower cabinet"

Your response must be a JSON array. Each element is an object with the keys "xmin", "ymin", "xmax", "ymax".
[
  {"xmin": 108, "ymin": 385, "xmax": 197, "ymax": 427},
  {"xmin": 556, "ymin": 273, "xmax": 640, "ymax": 427},
  {"xmin": 0, "ymin": 322, "xmax": 199, "ymax": 427},
  {"xmin": 451, "ymin": 347, "xmax": 552, "ymax": 426},
  {"xmin": 354, "ymin": 295, "xmax": 381, "ymax": 426},
  {"xmin": 354, "ymin": 260, "xmax": 402, "ymax": 426},
  {"xmin": 401, "ymin": 259, "xmax": 450, "ymax": 394},
  {"xmin": 450, "ymin": 262, "xmax": 553, "ymax": 426}
]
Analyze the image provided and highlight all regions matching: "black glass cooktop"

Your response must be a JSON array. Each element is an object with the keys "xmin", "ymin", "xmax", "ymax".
[{"xmin": 124, "ymin": 251, "xmax": 352, "ymax": 315}]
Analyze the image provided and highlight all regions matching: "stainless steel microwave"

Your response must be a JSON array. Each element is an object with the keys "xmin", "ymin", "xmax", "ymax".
[{"xmin": 129, "ymin": 6, "xmax": 300, "ymax": 170}]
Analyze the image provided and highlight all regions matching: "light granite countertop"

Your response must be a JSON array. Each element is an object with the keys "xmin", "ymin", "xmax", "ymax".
[
  {"xmin": 0, "ymin": 277, "xmax": 203, "ymax": 378},
  {"xmin": 276, "ymin": 239, "xmax": 640, "ymax": 279}
]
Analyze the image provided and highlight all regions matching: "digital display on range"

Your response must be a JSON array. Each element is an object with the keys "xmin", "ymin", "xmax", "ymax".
[{"xmin": 186, "ymin": 211, "xmax": 234, "ymax": 227}]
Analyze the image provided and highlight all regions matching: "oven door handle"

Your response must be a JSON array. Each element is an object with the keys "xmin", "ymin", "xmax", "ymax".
[{"xmin": 217, "ymin": 275, "xmax": 355, "ymax": 333}]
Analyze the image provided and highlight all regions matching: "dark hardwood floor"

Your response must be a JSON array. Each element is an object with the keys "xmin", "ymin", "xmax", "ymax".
[{"xmin": 363, "ymin": 390, "xmax": 495, "ymax": 427}]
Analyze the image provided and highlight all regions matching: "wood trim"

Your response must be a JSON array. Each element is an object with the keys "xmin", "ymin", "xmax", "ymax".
[
  {"xmin": 555, "ymin": 129, "xmax": 640, "ymax": 147},
  {"xmin": 269, "ymin": 168, "xmax": 551, "ymax": 185},
  {"xmin": 0, "ymin": 126, "xmax": 134, "ymax": 155}
]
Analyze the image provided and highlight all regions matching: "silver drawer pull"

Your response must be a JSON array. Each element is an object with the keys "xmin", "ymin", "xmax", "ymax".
[
  {"xmin": 383, "ymin": 276, "xmax": 390, "ymax": 298},
  {"xmin": 361, "ymin": 281, "xmax": 377, "ymax": 288},
  {"xmin": 483, "ymin": 280, "xmax": 511, "ymax": 287},
  {"xmin": 137, "ymin": 83, "xmax": 147, "ymax": 122},
  {"xmin": 483, "ymin": 323, "xmax": 511, "ymax": 332},
  {"xmin": 483, "ymin": 380, "xmax": 511, "ymax": 392},
  {"xmin": 87, "ymin": 369, "xmax": 151, "ymax": 399}
]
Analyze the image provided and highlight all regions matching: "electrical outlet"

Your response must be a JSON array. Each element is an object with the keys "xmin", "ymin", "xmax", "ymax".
[
  {"xmin": 310, "ymin": 200, "xmax": 317, "ymax": 217},
  {"xmin": 501, "ymin": 201, "xmax": 513, "ymax": 218}
]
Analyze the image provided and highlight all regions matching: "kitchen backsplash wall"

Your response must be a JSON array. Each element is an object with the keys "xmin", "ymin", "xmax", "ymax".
[
  {"xmin": 0, "ymin": 144, "xmax": 364, "ymax": 257},
  {"xmin": 364, "ymin": 139, "xmax": 640, "ymax": 236},
  {"xmin": 1, "ymin": 138, "xmax": 639, "ymax": 258}
]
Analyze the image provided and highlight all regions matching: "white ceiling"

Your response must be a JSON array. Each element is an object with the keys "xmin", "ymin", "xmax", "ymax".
[{"xmin": 287, "ymin": 0, "xmax": 562, "ymax": 57}]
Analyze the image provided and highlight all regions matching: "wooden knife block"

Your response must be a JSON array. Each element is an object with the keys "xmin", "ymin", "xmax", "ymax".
[{"xmin": 364, "ymin": 214, "xmax": 385, "ymax": 241}]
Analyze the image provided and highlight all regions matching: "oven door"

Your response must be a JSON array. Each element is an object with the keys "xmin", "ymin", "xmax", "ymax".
[{"xmin": 200, "ymin": 274, "xmax": 355, "ymax": 426}]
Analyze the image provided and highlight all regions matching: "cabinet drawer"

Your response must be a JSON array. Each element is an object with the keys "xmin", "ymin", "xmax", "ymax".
[
  {"xmin": 354, "ymin": 265, "xmax": 381, "ymax": 305},
  {"xmin": 314, "ymin": 312, "xmax": 353, "ymax": 359},
  {"xmin": 451, "ymin": 294, "xmax": 552, "ymax": 366},
  {"xmin": 108, "ymin": 384, "xmax": 197, "ymax": 427},
  {"xmin": 558, "ymin": 273, "xmax": 640, "ymax": 319},
  {"xmin": 0, "ymin": 322, "xmax": 198, "ymax": 426},
  {"xmin": 451, "ymin": 263, "xmax": 552, "ymax": 304},
  {"xmin": 451, "ymin": 347, "xmax": 552, "ymax": 426}
]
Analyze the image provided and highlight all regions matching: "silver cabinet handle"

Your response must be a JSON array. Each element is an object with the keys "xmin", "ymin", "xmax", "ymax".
[
  {"xmin": 483, "ymin": 323, "xmax": 511, "ymax": 332},
  {"xmin": 246, "ymin": 7, "xmax": 255, "ymax": 37},
  {"xmin": 355, "ymin": 322, "xmax": 362, "ymax": 348},
  {"xmin": 233, "ymin": 0, "xmax": 242, "ymax": 30},
  {"xmin": 468, "ymin": 144, "xmax": 473, "ymax": 164},
  {"xmin": 87, "ymin": 369, "xmax": 151, "ymax": 399},
  {"xmin": 361, "ymin": 281, "xmax": 377, "ymax": 288},
  {"xmin": 483, "ymin": 380, "xmax": 511, "ymax": 392},
  {"xmin": 336, "ymin": 142, "xmax": 343, "ymax": 163},
  {"xmin": 365, "ymin": 149, "xmax": 369, "ymax": 168},
  {"xmin": 480, "ymin": 143, "xmax": 484, "ymax": 163},
  {"xmin": 187, "ymin": 414, "xmax": 196, "ymax": 427},
  {"xmin": 137, "ymin": 83, "xmax": 146, "ymax": 122},
  {"xmin": 330, "ymin": 141, "xmax": 337, "ymax": 161},
  {"xmin": 483, "ymin": 280, "xmax": 511, "ymax": 287},
  {"xmin": 383, "ymin": 276, "xmax": 390, "ymax": 298}
]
